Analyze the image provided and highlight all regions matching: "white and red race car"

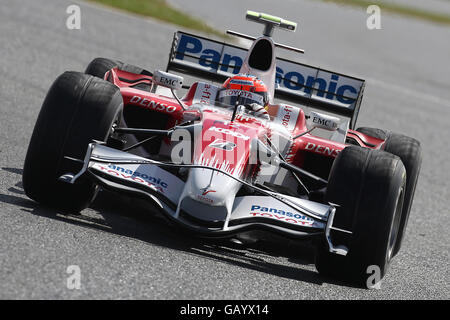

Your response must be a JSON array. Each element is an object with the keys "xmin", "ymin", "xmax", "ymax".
[{"xmin": 23, "ymin": 11, "xmax": 421, "ymax": 286}]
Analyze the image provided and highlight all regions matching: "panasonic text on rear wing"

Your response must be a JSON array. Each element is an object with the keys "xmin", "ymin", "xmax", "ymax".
[{"xmin": 166, "ymin": 31, "xmax": 366, "ymax": 128}]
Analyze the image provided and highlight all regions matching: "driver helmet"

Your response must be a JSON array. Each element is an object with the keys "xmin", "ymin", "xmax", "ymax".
[{"xmin": 217, "ymin": 74, "xmax": 269, "ymax": 118}]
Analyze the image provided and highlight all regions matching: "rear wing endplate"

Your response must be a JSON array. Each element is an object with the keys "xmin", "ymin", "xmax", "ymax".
[{"xmin": 166, "ymin": 31, "xmax": 365, "ymax": 129}]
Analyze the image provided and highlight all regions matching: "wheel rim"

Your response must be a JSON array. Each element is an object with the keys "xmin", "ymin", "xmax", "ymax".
[{"xmin": 107, "ymin": 108, "xmax": 123, "ymax": 141}]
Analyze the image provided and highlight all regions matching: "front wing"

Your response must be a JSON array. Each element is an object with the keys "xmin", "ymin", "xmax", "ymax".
[{"xmin": 60, "ymin": 143, "xmax": 349, "ymax": 255}]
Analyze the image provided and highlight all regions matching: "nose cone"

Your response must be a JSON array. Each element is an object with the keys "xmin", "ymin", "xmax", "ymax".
[
  {"xmin": 180, "ymin": 168, "xmax": 242, "ymax": 222},
  {"xmin": 187, "ymin": 168, "xmax": 241, "ymax": 206}
]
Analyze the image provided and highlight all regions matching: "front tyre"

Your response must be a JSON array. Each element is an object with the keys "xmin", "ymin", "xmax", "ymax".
[
  {"xmin": 22, "ymin": 71, "xmax": 123, "ymax": 212},
  {"xmin": 315, "ymin": 146, "xmax": 406, "ymax": 286},
  {"xmin": 357, "ymin": 127, "xmax": 422, "ymax": 256}
]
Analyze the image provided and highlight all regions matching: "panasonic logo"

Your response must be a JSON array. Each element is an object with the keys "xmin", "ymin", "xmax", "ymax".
[
  {"xmin": 107, "ymin": 164, "xmax": 168, "ymax": 188},
  {"xmin": 175, "ymin": 34, "xmax": 358, "ymax": 104},
  {"xmin": 250, "ymin": 205, "xmax": 314, "ymax": 222},
  {"xmin": 249, "ymin": 204, "xmax": 314, "ymax": 225}
]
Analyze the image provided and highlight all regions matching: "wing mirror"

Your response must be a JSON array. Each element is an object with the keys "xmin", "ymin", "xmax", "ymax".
[
  {"xmin": 309, "ymin": 111, "xmax": 340, "ymax": 131},
  {"xmin": 152, "ymin": 70, "xmax": 184, "ymax": 90}
]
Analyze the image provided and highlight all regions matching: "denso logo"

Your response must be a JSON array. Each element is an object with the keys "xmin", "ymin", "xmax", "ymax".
[
  {"xmin": 175, "ymin": 34, "xmax": 358, "ymax": 104},
  {"xmin": 130, "ymin": 96, "xmax": 177, "ymax": 113},
  {"xmin": 305, "ymin": 142, "xmax": 340, "ymax": 157}
]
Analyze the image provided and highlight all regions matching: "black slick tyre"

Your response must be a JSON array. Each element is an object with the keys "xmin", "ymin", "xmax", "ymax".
[
  {"xmin": 315, "ymin": 146, "xmax": 406, "ymax": 286},
  {"xmin": 357, "ymin": 127, "xmax": 422, "ymax": 256},
  {"xmin": 22, "ymin": 71, "xmax": 123, "ymax": 212}
]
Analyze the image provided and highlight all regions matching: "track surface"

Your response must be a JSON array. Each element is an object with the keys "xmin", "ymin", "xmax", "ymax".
[{"xmin": 0, "ymin": 0, "xmax": 449, "ymax": 299}]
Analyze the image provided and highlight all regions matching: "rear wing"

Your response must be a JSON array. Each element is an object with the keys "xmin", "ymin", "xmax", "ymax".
[{"xmin": 166, "ymin": 31, "xmax": 365, "ymax": 129}]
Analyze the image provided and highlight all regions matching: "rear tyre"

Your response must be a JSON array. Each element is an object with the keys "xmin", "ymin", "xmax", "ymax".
[
  {"xmin": 85, "ymin": 57, "xmax": 152, "ymax": 79},
  {"xmin": 314, "ymin": 146, "xmax": 406, "ymax": 286},
  {"xmin": 22, "ymin": 71, "xmax": 123, "ymax": 212},
  {"xmin": 357, "ymin": 127, "xmax": 422, "ymax": 256}
]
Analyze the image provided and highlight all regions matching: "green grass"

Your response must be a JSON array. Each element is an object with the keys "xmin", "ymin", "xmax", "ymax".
[
  {"xmin": 322, "ymin": 0, "xmax": 450, "ymax": 25},
  {"xmin": 88, "ymin": 0, "xmax": 228, "ymax": 38}
]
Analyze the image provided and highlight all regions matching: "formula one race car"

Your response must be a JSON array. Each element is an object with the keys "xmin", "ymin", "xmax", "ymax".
[{"xmin": 23, "ymin": 11, "xmax": 421, "ymax": 286}]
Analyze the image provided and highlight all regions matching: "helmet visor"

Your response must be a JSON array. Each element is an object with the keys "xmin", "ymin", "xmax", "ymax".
[{"xmin": 217, "ymin": 89, "xmax": 266, "ymax": 107}]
